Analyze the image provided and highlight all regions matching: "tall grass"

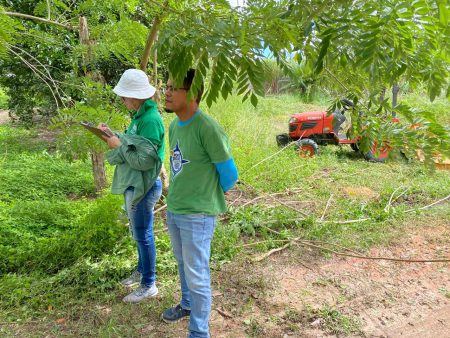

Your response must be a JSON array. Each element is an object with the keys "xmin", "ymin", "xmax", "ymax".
[{"xmin": 0, "ymin": 87, "xmax": 8, "ymax": 109}]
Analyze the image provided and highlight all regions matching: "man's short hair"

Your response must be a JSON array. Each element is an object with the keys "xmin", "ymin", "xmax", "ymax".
[{"xmin": 183, "ymin": 69, "xmax": 204, "ymax": 104}]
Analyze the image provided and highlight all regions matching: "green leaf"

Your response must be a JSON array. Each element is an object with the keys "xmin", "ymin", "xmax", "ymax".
[
  {"xmin": 250, "ymin": 93, "xmax": 258, "ymax": 107},
  {"xmin": 314, "ymin": 34, "xmax": 331, "ymax": 74},
  {"xmin": 437, "ymin": 0, "xmax": 449, "ymax": 26}
]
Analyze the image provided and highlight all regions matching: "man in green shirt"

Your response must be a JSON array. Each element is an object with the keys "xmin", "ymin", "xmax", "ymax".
[
  {"xmin": 161, "ymin": 69, "xmax": 238, "ymax": 338},
  {"xmin": 100, "ymin": 69, "xmax": 164, "ymax": 303}
]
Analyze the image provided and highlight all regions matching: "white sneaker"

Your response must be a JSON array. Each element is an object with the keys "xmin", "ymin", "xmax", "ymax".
[
  {"xmin": 122, "ymin": 284, "xmax": 158, "ymax": 303},
  {"xmin": 121, "ymin": 270, "xmax": 141, "ymax": 287}
]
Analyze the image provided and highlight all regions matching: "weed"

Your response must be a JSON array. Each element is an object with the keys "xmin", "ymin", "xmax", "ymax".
[
  {"xmin": 438, "ymin": 287, "xmax": 450, "ymax": 299},
  {"xmin": 244, "ymin": 318, "xmax": 266, "ymax": 336},
  {"xmin": 318, "ymin": 306, "xmax": 362, "ymax": 335}
]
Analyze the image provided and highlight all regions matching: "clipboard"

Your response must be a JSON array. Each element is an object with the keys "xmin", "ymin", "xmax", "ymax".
[{"xmin": 80, "ymin": 121, "xmax": 114, "ymax": 139}]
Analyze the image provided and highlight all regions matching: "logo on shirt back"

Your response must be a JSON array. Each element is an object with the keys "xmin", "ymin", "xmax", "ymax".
[
  {"xmin": 170, "ymin": 141, "xmax": 189, "ymax": 179},
  {"xmin": 127, "ymin": 123, "xmax": 137, "ymax": 135}
]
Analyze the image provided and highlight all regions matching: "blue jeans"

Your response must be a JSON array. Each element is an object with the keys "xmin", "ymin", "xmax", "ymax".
[
  {"xmin": 124, "ymin": 178, "xmax": 162, "ymax": 287},
  {"xmin": 166, "ymin": 211, "xmax": 217, "ymax": 338}
]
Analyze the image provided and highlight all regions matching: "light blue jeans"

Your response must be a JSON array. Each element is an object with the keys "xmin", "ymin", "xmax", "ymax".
[
  {"xmin": 124, "ymin": 178, "xmax": 162, "ymax": 287},
  {"xmin": 166, "ymin": 211, "xmax": 217, "ymax": 338}
]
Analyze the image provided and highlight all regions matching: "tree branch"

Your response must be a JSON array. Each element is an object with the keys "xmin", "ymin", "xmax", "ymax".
[
  {"xmin": 2, "ymin": 11, "xmax": 75, "ymax": 30},
  {"xmin": 140, "ymin": 0, "xmax": 168, "ymax": 70},
  {"xmin": 47, "ymin": 0, "xmax": 51, "ymax": 20}
]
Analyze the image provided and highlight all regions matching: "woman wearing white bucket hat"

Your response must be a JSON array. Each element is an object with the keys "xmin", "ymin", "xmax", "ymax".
[{"xmin": 99, "ymin": 69, "xmax": 164, "ymax": 303}]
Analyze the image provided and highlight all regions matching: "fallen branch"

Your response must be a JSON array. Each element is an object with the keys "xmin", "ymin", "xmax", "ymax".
[
  {"xmin": 390, "ymin": 187, "xmax": 410, "ymax": 209},
  {"xmin": 319, "ymin": 218, "xmax": 371, "ymax": 224},
  {"xmin": 320, "ymin": 193, "xmax": 333, "ymax": 221},
  {"xmin": 253, "ymin": 240, "xmax": 297, "ymax": 262},
  {"xmin": 214, "ymin": 308, "xmax": 233, "ymax": 319},
  {"xmin": 247, "ymin": 237, "xmax": 449, "ymax": 263},
  {"xmin": 153, "ymin": 204, "xmax": 167, "ymax": 214},
  {"xmin": 384, "ymin": 186, "xmax": 404, "ymax": 213},
  {"xmin": 228, "ymin": 189, "xmax": 244, "ymax": 207},
  {"xmin": 269, "ymin": 194, "xmax": 309, "ymax": 217},
  {"xmin": 238, "ymin": 189, "xmax": 303, "ymax": 209},
  {"xmin": 404, "ymin": 193, "xmax": 450, "ymax": 213},
  {"xmin": 297, "ymin": 241, "xmax": 450, "ymax": 263},
  {"xmin": 154, "ymin": 228, "xmax": 167, "ymax": 234},
  {"xmin": 301, "ymin": 239, "xmax": 363, "ymax": 256},
  {"xmin": 240, "ymin": 238, "xmax": 289, "ymax": 248},
  {"xmin": 240, "ymin": 141, "xmax": 297, "ymax": 177},
  {"xmin": 257, "ymin": 217, "xmax": 306, "ymax": 227}
]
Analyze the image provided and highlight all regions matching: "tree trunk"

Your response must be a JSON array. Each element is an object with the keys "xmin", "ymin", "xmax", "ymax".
[
  {"xmin": 392, "ymin": 83, "xmax": 400, "ymax": 117},
  {"xmin": 140, "ymin": 14, "xmax": 169, "ymax": 195},
  {"xmin": 80, "ymin": 16, "xmax": 108, "ymax": 192},
  {"xmin": 379, "ymin": 86, "xmax": 386, "ymax": 103},
  {"xmin": 90, "ymin": 151, "xmax": 107, "ymax": 193}
]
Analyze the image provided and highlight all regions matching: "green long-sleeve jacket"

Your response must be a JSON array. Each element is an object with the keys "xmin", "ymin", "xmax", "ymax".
[{"xmin": 106, "ymin": 134, "xmax": 162, "ymax": 206}]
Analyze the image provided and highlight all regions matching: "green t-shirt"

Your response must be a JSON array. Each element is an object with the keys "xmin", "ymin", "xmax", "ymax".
[
  {"xmin": 127, "ymin": 99, "xmax": 165, "ymax": 161},
  {"xmin": 167, "ymin": 110, "xmax": 231, "ymax": 215}
]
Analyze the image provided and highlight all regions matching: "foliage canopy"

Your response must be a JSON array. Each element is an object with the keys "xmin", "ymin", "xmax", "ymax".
[{"xmin": 0, "ymin": 0, "xmax": 449, "ymax": 159}]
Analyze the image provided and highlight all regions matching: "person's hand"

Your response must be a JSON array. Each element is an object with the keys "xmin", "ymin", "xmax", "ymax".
[
  {"xmin": 105, "ymin": 135, "xmax": 121, "ymax": 149},
  {"xmin": 97, "ymin": 123, "xmax": 113, "ymax": 134},
  {"xmin": 97, "ymin": 123, "xmax": 120, "ymax": 148}
]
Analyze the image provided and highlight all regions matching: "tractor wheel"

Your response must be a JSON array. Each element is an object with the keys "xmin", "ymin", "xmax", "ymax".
[
  {"xmin": 295, "ymin": 139, "xmax": 319, "ymax": 158},
  {"xmin": 365, "ymin": 142, "xmax": 390, "ymax": 163},
  {"xmin": 350, "ymin": 142, "xmax": 359, "ymax": 152},
  {"xmin": 276, "ymin": 133, "xmax": 291, "ymax": 147}
]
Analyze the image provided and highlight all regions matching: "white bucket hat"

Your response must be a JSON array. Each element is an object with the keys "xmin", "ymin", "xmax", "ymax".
[{"xmin": 113, "ymin": 69, "xmax": 156, "ymax": 99}]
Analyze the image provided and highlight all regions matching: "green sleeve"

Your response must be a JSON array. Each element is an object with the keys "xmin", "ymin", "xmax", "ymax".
[
  {"xmin": 106, "ymin": 147, "xmax": 125, "ymax": 165},
  {"xmin": 107, "ymin": 139, "xmax": 158, "ymax": 171}
]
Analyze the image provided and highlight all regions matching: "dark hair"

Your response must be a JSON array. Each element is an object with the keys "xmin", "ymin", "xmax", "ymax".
[{"xmin": 183, "ymin": 69, "xmax": 204, "ymax": 104}]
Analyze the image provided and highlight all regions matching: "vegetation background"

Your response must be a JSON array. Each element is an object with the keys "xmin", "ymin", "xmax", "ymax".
[{"xmin": 0, "ymin": 0, "xmax": 449, "ymax": 336}]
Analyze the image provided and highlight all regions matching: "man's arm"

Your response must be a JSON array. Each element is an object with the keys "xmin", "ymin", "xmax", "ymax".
[{"xmin": 214, "ymin": 158, "xmax": 238, "ymax": 193}]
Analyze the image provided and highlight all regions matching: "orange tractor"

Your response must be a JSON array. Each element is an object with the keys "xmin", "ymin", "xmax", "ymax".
[{"xmin": 276, "ymin": 99, "xmax": 395, "ymax": 162}]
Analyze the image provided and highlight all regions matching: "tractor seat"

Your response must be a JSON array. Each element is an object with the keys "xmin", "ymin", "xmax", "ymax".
[
  {"xmin": 337, "ymin": 133, "xmax": 347, "ymax": 140},
  {"xmin": 333, "ymin": 111, "xmax": 346, "ymax": 135}
]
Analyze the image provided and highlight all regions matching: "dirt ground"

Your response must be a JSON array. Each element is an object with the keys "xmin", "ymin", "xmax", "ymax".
[
  {"xmin": 204, "ymin": 217, "xmax": 450, "ymax": 338},
  {"xmin": 0, "ymin": 110, "xmax": 9, "ymax": 124}
]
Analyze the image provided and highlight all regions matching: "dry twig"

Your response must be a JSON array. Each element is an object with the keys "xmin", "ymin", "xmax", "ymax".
[
  {"xmin": 248, "ymin": 238, "xmax": 450, "ymax": 263},
  {"xmin": 253, "ymin": 241, "xmax": 293, "ymax": 262},
  {"xmin": 319, "ymin": 218, "xmax": 371, "ymax": 224},
  {"xmin": 228, "ymin": 189, "xmax": 244, "ymax": 207},
  {"xmin": 296, "ymin": 241, "xmax": 450, "ymax": 263},
  {"xmin": 214, "ymin": 308, "xmax": 233, "ymax": 319},
  {"xmin": 320, "ymin": 194, "xmax": 334, "ymax": 221},
  {"xmin": 404, "ymin": 193, "xmax": 450, "ymax": 213},
  {"xmin": 268, "ymin": 194, "xmax": 309, "ymax": 217},
  {"xmin": 153, "ymin": 204, "xmax": 167, "ymax": 214},
  {"xmin": 240, "ymin": 141, "xmax": 297, "ymax": 177}
]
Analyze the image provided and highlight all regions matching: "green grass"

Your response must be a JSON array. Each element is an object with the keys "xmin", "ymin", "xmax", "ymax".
[
  {"xmin": 402, "ymin": 91, "xmax": 450, "ymax": 125},
  {"xmin": 0, "ymin": 87, "xmax": 8, "ymax": 109},
  {"xmin": 0, "ymin": 92, "xmax": 449, "ymax": 336}
]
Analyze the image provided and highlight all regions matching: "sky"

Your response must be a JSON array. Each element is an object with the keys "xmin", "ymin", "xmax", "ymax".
[{"xmin": 228, "ymin": 0, "xmax": 246, "ymax": 7}]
